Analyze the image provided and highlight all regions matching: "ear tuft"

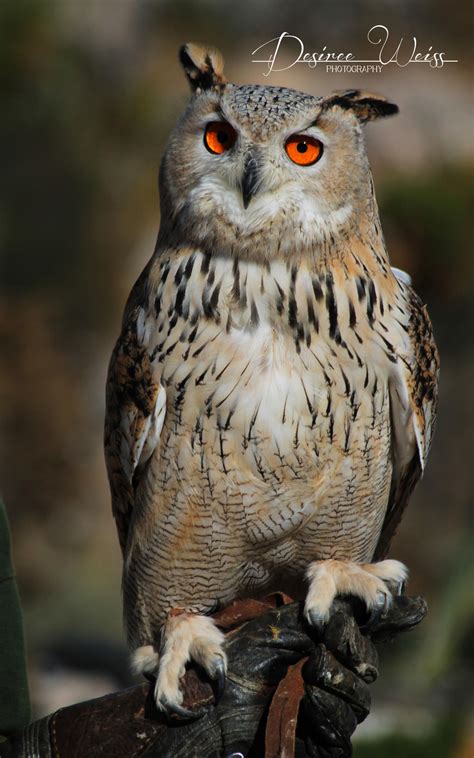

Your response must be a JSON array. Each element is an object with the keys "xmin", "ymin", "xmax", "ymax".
[
  {"xmin": 179, "ymin": 43, "xmax": 226, "ymax": 93},
  {"xmin": 323, "ymin": 89, "xmax": 399, "ymax": 123}
]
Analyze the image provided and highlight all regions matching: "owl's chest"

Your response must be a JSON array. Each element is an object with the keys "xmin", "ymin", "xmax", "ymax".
[
  {"xmin": 154, "ymin": 309, "xmax": 392, "ymax": 564},
  {"xmin": 152, "ymin": 251, "xmax": 395, "ymax": 477},
  {"xmin": 159, "ymin": 317, "xmax": 391, "ymax": 492}
]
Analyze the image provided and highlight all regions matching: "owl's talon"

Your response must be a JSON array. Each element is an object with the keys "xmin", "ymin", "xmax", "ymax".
[
  {"xmin": 366, "ymin": 591, "xmax": 390, "ymax": 626},
  {"xmin": 397, "ymin": 580, "xmax": 406, "ymax": 596},
  {"xmin": 305, "ymin": 558, "xmax": 407, "ymax": 632},
  {"xmin": 306, "ymin": 609, "xmax": 328, "ymax": 632},
  {"xmin": 375, "ymin": 590, "xmax": 389, "ymax": 612},
  {"xmin": 212, "ymin": 659, "xmax": 226, "ymax": 700},
  {"xmin": 160, "ymin": 699, "xmax": 204, "ymax": 721},
  {"xmin": 138, "ymin": 613, "xmax": 227, "ymax": 716}
]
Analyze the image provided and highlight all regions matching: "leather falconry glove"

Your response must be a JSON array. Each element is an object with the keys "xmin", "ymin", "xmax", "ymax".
[{"xmin": 0, "ymin": 594, "xmax": 426, "ymax": 758}]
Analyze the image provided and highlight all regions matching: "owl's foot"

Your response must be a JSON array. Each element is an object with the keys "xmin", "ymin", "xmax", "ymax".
[
  {"xmin": 304, "ymin": 558, "xmax": 408, "ymax": 630},
  {"xmin": 132, "ymin": 613, "xmax": 227, "ymax": 718}
]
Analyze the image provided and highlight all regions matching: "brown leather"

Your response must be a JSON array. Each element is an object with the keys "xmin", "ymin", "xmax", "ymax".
[
  {"xmin": 50, "ymin": 683, "xmax": 158, "ymax": 758},
  {"xmin": 213, "ymin": 591, "xmax": 293, "ymax": 630},
  {"xmin": 50, "ymin": 668, "xmax": 217, "ymax": 758},
  {"xmin": 264, "ymin": 658, "xmax": 308, "ymax": 758},
  {"xmin": 49, "ymin": 593, "xmax": 297, "ymax": 758}
]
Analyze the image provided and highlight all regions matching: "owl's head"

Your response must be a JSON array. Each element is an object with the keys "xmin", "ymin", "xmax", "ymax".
[{"xmin": 158, "ymin": 43, "xmax": 398, "ymax": 261}]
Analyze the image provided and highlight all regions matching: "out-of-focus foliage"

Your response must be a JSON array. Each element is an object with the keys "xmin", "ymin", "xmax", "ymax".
[
  {"xmin": 0, "ymin": 0, "xmax": 169, "ymax": 603},
  {"xmin": 0, "ymin": 0, "xmax": 472, "ymax": 745},
  {"xmin": 380, "ymin": 167, "xmax": 474, "ymax": 305},
  {"xmin": 0, "ymin": 0, "xmax": 168, "ymax": 323},
  {"xmin": 355, "ymin": 716, "xmax": 461, "ymax": 758}
]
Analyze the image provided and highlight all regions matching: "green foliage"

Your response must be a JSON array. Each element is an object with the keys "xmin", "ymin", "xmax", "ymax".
[
  {"xmin": 0, "ymin": 0, "xmax": 170, "ymax": 329},
  {"xmin": 379, "ymin": 166, "xmax": 474, "ymax": 302},
  {"xmin": 354, "ymin": 716, "xmax": 461, "ymax": 758}
]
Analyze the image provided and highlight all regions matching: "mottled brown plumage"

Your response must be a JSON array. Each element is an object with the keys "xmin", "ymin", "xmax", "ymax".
[{"xmin": 104, "ymin": 43, "xmax": 439, "ymax": 712}]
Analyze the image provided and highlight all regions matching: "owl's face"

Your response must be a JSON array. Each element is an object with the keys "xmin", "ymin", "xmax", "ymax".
[{"xmin": 157, "ymin": 45, "xmax": 398, "ymax": 261}]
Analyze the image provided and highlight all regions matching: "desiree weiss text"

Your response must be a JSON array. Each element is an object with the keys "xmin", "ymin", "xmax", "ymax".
[{"xmin": 252, "ymin": 27, "xmax": 457, "ymax": 76}]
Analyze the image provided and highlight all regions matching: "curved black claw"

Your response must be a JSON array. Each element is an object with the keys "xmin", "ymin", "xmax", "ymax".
[
  {"xmin": 212, "ymin": 660, "xmax": 226, "ymax": 701},
  {"xmin": 396, "ymin": 580, "xmax": 406, "ymax": 596},
  {"xmin": 160, "ymin": 699, "xmax": 205, "ymax": 721},
  {"xmin": 306, "ymin": 610, "xmax": 328, "ymax": 633},
  {"xmin": 365, "ymin": 592, "xmax": 390, "ymax": 628}
]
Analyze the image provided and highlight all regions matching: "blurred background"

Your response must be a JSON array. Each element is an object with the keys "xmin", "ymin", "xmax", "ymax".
[{"xmin": 0, "ymin": 0, "xmax": 472, "ymax": 755}]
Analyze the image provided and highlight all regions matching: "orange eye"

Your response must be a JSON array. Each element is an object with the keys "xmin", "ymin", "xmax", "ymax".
[
  {"xmin": 285, "ymin": 135, "xmax": 323, "ymax": 166},
  {"xmin": 204, "ymin": 121, "xmax": 237, "ymax": 155}
]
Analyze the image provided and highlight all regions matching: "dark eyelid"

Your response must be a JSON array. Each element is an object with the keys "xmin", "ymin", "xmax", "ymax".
[
  {"xmin": 295, "ymin": 118, "xmax": 321, "ymax": 134},
  {"xmin": 210, "ymin": 107, "xmax": 232, "ymax": 127},
  {"xmin": 204, "ymin": 113, "xmax": 235, "ymax": 132}
]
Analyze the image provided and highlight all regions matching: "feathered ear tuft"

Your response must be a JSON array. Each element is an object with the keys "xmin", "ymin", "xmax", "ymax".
[
  {"xmin": 323, "ymin": 89, "xmax": 399, "ymax": 123},
  {"xmin": 179, "ymin": 43, "xmax": 226, "ymax": 94}
]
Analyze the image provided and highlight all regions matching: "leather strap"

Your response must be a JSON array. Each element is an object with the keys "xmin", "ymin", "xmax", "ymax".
[
  {"xmin": 264, "ymin": 658, "xmax": 307, "ymax": 758},
  {"xmin": 213, "ymin": 592, "xmax": 294, "ymax": 631},
  {"xmin": 213, "ymin": 592, "xmax": 305, "ymax": 758}
]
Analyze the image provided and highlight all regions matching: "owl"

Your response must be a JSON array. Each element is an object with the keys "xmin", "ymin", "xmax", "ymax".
[{"xmin": 104, "ymin": 43, "xmax": 439, "ymax": 715}]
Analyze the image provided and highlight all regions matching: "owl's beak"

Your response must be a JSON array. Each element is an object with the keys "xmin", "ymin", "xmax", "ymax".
[{"xmin": 241, "ymin": 153, "xmax": 259, "ymax": 209}]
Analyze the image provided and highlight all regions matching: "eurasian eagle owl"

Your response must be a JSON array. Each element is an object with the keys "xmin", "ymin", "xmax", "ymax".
[{"xmin": 105, "ymin": 43, "xmax": 439, "ymax": 714}]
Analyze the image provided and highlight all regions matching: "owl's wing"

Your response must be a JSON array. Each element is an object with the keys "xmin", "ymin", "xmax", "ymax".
[
  {"xmin": 104, "ymin": 271, "xmax": 166, "ymax": 555},
  {"xmin": 374, "ymin": 271, "xmax": 439, "ymax": 560}
]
